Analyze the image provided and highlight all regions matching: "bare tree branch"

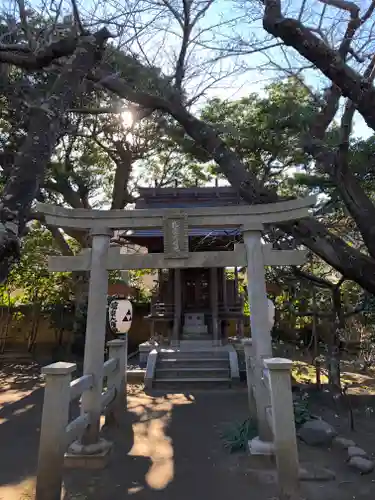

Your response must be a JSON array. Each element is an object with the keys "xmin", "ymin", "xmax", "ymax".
[
  {"xmin": 0, "ymin": 27, "xmax": 111, "ymax": 282},
  {"xmin": 262, "ymin": 0, "xmax": 375, "ymax": 131}
]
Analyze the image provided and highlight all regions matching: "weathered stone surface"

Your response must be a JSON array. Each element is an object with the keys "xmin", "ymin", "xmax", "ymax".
[
  {"xmin": 332, "ymin": 436, "xmax": 356, "ymax": 449},
  {"xmin": 298, "ymin": 419, "xmax": 337, "ymax": 446},
  {"xmin": 65, "ymin": 438, "xmax": 113, "ymax": 469},
  {"xmin": 348, "ymin": 456, "xmax": 374, "ymax": 474},
  {"xmin": 64, "ymin": 447, "xmax": 112, "ymax": 469},
  {"xmin": 68, "ymin": 438, "xmax": 112, "ymax": 456},
  {"xmin": 249, "ymin": 437, "xmax": 275, "ymax": 456},
  {"xmin": 347, "ymin": 446, "xmax": 369, "ymax": 459},
  {"xmin": 299, "ymin": 465, "xmax": 336, "ymax": 481}
]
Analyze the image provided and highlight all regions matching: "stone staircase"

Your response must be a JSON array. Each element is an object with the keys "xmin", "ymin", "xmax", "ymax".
[{"xmin": 153, "ymin": 349, "xmax": 232, "ymax": 389}]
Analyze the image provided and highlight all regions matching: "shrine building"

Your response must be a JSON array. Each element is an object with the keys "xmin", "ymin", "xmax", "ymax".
[{"xmin": 125, "ymin": 186, "xmax": 247, "ymax": 347}]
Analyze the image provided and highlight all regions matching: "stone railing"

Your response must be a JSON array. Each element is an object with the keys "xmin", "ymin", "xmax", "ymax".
[
  {"xmin": 150, "ymin": 302, "xmax": 174, "ymax": 317},
  {"xmin": 242, "ymin": 339, "xmax": 300, "ymax": 500},
  {"xmin": 35, "ymin": 339, "xmax": 126, "ymax": 500}
]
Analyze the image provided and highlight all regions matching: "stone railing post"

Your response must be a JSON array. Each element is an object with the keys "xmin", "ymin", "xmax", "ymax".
[
  {"xmin": 106, "ymin": 338, "xmax": 127, "ymax": 424},
  {"xmin": 210, "ymin": 267, "xmax": 219, "ymax": 346},
  {"xmin": 81, "ymin": 228, "xmax": 111, "ymax": 444},
  {"xmin": 36, "ymin": 362, "xmax": 76, "ymax": 500},
  {"xmin": 242, "ymin": 338, "xmax": 257, "ymax": 420},
  {"xmin": 242, "ymin": 225, "xmax": 273, "ymax": 441},
  {"xmin": 264, "ymin": 358, "xmax": 300, "ymax": 500},
  {"xmin": 172, "ymin": 268, "xmax": 182, "ymax": 346}
]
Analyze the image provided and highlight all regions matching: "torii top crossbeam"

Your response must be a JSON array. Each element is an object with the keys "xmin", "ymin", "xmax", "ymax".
[{"xmin": 36, "ymin": 196, "xmax": 316, "ymax": 231}]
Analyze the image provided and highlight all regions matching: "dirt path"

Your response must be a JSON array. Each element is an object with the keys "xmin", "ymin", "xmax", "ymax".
[
  {"xmin": 0, "ymin": 362, "xmax": 44, "ymax": 500},
  {"xmin": 1, "ymin": 362, "xmax": 375, "ymax": 500},
  {"xmin": 63, "ymin": 388, "xmax": 279, "ymax": 500}
]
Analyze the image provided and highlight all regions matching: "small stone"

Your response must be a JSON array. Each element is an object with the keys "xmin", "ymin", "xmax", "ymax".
[
  {"xmin": 347, "ymin": 446, "xmax": 368, "ymax": 459},
  {"xmin": 298, "ymin": 419, "xmax": 337, "ymax": 446},
  {"xmin": 333, "ymin": 436, "xmax": 356, "ymax": 449},
  {"xmin": 348, "ymin": 456, "xmax": 374, "ymax": 474},
  {"xmin": 299, "ymin": 466, "xmax": 336, "ymax": 481}
]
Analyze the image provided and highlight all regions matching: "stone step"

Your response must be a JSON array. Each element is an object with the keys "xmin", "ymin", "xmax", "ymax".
[
  {"xmin": 182, "ymin": 334, "xmax": 211, "ymax": 340},
  {"xmin": 182, "ymin": 327, "xmax": 209, "ymax": 335},
  {"xmin": 155, "ymin": 367, "xmax": 230, "ymax": 379},
  {"xmin": 160, "ymin": 351, "xmax": 228, "ymax": 360},
  {"xmin": 153, "ymin": 378, "xmax": 231, "ymax": 390},
  {"xmin": 157, "ymin": 358, "xmax": 229, "ymax": 369}
]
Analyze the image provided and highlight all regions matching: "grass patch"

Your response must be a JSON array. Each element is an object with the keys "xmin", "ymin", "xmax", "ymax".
[
  {"xmin": 220, "ymin": 418, "xmax": 258, "ymax": 453},
  {"xmin": 293, "ymin": 395, "xmax": 315, "ymax": 427}
]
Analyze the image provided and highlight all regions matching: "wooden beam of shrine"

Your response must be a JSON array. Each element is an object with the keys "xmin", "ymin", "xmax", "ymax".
[
  {"xmin": 36, "ymin": 196, "xmax": 316, "ymax": 230},
  {"xmin": 48, "ymin": 245, "xmax": 307, "ymax": 272}
]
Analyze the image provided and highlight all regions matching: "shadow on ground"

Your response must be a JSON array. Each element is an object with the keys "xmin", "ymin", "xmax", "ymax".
[
  {"xmin": 0, "ymin": 361, "xmax": 42, "ymax": 396},
  {"xmin": 0, "ymin": 362, "xmax": 43, "ymax": 499},
  {"xmin": 2, "ymin": 361, "xmax": 375, "ymax": 500},
  {"xmin": 62, "ymin": 387, "xmax": 278, "ymax": 500}
]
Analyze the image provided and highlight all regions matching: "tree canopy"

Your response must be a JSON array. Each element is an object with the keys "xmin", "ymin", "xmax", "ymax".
[{"xmin": 0, "ymin": 0, "xmax": 375, "ymax": 298}]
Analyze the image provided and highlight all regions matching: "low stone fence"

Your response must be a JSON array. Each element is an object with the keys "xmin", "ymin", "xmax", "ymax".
[
  {"xmin": 242, "ymin": 339, "xmax": 300, "ymax": 500},
  {"xmin": 35, "ymin": 339, "xmax": 127, "ymax": 500}
]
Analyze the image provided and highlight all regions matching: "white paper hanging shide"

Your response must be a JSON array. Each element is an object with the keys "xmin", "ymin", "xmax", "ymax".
[
  {"xmin": 267, "ymin": 298, "xmax": 275, "ymax": 330},
  {"xmin": 108, "ymin": 299, "xmax": 133, "ymax": 334}
]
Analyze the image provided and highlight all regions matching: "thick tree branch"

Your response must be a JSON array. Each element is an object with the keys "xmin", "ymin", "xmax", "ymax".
[
  {"xmin": 43, "ymin": 178, "xmax": 85, "ymax": 209},
  {"xmin": 0, "ymin": 28, "xmax": 110, "ymax": 283},
  {"xmin": 67, "ymin": 106, "xmax": 124, "ymax": 115},
  {"xmin": 94, "ymin": 68, "xmax": 375, "ymax": 294},
  {"xmin": 175, "ymin": 4, "xmax": 191, "ymax": 91},
  {"xmin": 262, "ymin": 1, "xmax": 375, "ymax": 131},
  {"xmin": 293, "ymin": 268, "xmax": 335, "ymax": 289},
  {"xmin": 318, "ymin": 0, "xmax": 359, "ymax": 16},
  {"xmin": 304, "ymin": 54, "xmax": 375, "ymax": 259},
  {"xmin": 47, "ymin": 225, "xmax": 74, "ymax": 256},
  {"xmin": 111, "ymin": 144, "xmax": 133, "ymax": 209},
  {"xmin": 0, "ymin": 36, "xmax": 80, "ymax": 69}
]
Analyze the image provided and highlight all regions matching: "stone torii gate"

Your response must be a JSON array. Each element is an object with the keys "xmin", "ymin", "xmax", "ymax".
[{"xmin": 36, "ymin": 195, "xmax": 315, "ymax": 444}]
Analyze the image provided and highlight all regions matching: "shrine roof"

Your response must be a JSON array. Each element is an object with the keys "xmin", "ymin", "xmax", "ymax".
[
  {"xmin": 124, "ymin": 186, "xmax": 244, "ymax": 242},
  {"xmin": 135, "ymin": 186, "xmax": 246, "ymax": 209}
]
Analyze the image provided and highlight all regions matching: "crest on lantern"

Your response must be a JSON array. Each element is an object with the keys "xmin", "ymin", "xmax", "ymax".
[{"xmin": 108, "ymin": 298, "xmax": 133, "ymax": 334}]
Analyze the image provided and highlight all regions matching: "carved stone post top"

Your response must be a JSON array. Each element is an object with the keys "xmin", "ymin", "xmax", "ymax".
[
  {"xmin": 264, "ymin": 357, "xmax": 293, "ymax": 371},
  {"xmin": 107, "ymin": 339, "xmax": 127, "ymax": 347},
  {"xmin": 241, "ymin": 338, "xmax": 253, "ymax": 345},
  {"xmin": 42, "ymin": 361, "xmax": 77, "ymax": 376},
  {"xmin": 241, "ymin": 222, "xmax": 264, "ymax": 232},
  {"xmin": 90, "ymin": 227, "xmax": 112, "ymax": 237}
]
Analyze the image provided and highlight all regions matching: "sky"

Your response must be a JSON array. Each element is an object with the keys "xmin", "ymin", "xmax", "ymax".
[
  {"xmin": 33, "ymin": 0, "xmax": 374, "ymax": 142},
  {"xmin": 128, "ymin": 0, "xmax": 375, "ymax": 140}
]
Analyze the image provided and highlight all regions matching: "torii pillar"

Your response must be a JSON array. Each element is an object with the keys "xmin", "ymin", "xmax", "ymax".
[
  {"xmin": 81, "ymin": 228, "xmax": 112, "ymax": 445},
  {"xmin": 242, "ymin": 223, "xmax": 273, "ymax": 441}
]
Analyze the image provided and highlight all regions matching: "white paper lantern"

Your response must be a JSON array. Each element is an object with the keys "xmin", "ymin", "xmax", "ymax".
[
  {"xmin": 267, "ymin": 299, "xmax": 275, "ymax": 330},
  {"xmin": 108, "ymin": 299, "xmax": 133, "ymax": 334}
]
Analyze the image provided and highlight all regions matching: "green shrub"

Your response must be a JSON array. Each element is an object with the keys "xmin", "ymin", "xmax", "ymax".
[
  {"xmin": 293, "ymin": 394, "xmax": 314, "ymax": 427},
  {"xmin": 220, "ymin": 418, "xmax": 258, "ymax": 453}
]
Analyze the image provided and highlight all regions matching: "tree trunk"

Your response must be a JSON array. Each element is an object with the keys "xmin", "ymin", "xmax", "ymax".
[
  {"xmin": 71, "ymin": 271, "xmax": 90, "ymax": 357},
  {"xmin": 111, "ymin": 147, "xmax": 133, "ymax": 209},
  {"xmin": 328, "ymin": 286, "xmax": 345, "ymax": 387},
  {"xmin": 0, "ymin": 28, "xmax": 110, "ymax": 283},
  {"xmin": 327, "ymin": 342, "xmax": 341, "ymax": 388},
  {"xmin": 28, "ymin": 301, "xmax": 40, "ymax": 353}
]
